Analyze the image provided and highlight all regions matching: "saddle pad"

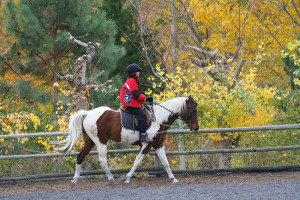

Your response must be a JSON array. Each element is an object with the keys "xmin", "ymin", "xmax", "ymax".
[
  {"xmin": 120, "ymin": 110, "xmax": 152, "ymax": 131},
  {"xmin": 121, "ymin": 109, "xmax": 139, "ymax": 131}
]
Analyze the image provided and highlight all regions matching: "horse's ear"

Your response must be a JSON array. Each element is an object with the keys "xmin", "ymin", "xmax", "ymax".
[{"xmin": 188, "ymin": 95, "xmax": 197, "ymax": 105}]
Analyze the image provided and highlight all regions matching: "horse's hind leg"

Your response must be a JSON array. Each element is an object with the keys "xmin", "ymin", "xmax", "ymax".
[
  {"xmin": 155, "ymin": 146, "xmax": 178, "ymax": 183},
  {"xmin": 71, "ymin": 132, "xmax": 95, "ymax": 185}
]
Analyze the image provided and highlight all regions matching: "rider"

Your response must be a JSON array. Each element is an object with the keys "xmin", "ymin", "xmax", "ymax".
[{"xmin": 120, "ymin": 64, "xmax": 153, "ymax": 143}]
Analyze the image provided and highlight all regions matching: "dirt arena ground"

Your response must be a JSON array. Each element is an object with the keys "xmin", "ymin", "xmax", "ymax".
[{"xmin": 1, "ymin": 171, "xmax": 300, "ymax": 195}]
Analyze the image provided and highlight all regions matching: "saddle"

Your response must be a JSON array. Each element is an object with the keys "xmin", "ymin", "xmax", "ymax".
[{"xmin": 120, "ymin": 105, "xmax": 152, "ymax": 131}]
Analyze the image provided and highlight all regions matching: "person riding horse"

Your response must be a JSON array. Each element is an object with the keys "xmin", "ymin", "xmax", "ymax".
[
  {"xmin": 120, "ymin": 64, "xmax": 154, "ymax": 143},
  {"xmin": 55, "ymin": 95, "xmax": 199, "ymax": 184}
]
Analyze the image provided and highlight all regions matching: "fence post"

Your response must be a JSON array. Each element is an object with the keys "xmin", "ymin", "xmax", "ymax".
[
  {"xmin": 176, "ymin": 120, "xmax": 186, "ymax": 170},
  {"xmin": 179, "ymin": 134, "xmax": 186, "ymax": 170}
]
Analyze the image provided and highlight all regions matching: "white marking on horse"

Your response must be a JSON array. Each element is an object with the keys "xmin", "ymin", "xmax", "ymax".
[
  {"xmin": 156, "ymin": 146, "xmax": 178, "ymax": 183},
  {"xmin": 124, "ymin": 144, "xmax": 148, "ymax": 183},
  {"xmin": 120, "ymin": 128, "xmax": 140, "ymax": 144}
]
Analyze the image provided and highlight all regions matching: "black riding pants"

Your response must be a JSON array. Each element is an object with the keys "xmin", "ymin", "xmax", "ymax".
[{"xmin": 125, "ymin": 107, "xmax": 147, "ymax": 134}]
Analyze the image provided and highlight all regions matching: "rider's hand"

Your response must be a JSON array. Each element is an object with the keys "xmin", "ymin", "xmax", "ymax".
[{"xmin": 146, "ymin": 96, "xmax": 153, "ymax": 102}]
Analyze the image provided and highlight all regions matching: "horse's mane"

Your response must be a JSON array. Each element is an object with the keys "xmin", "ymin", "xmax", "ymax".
[{"xmin": 154, "ymin": 97, "xmax": 188, "ymax": 124}]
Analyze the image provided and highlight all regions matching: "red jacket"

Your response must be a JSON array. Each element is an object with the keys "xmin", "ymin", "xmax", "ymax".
[{"xmin": 120, "ymin": 77, "xmax": 146, "ymax": 107}]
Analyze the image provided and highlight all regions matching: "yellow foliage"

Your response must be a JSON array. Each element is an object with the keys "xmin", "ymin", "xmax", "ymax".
[
  {"xmin": 187, "ymin": 0, "xmax": 299, "ymax": 87},
  {"xmin": 142, "ymin": 0, "xmax": 299, "ymax": 88},
  {"xmin": 45, "ymin": 124, "xmax": 54, "ymax": 132},
  {"xmin": 149, "ymin": 62, "xmax": 275, "ymax": 141},
  {"xmin": 295, "ymin": 78, "xmax": 300, "ymax": 86},
  {"xmin": 1, "ymin": 112, "xmax": 41, "ymax": 135},
  {"xmin": 57, "ymin": 115, "xmax": 69, "ymax": 132},
  {"xmin": 120, "ymin": 36, "xmax": 126, "ymax": 43}
]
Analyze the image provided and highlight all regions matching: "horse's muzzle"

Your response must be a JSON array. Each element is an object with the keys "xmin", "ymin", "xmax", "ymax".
[{"xmin": 190, "ymin": 126, "xmax": 199, "ymax": 131}]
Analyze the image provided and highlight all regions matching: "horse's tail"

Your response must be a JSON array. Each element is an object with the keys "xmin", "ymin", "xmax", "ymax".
[{"xmin": 54, "ymin": 110, "xmax": 88, "ymax": 154}]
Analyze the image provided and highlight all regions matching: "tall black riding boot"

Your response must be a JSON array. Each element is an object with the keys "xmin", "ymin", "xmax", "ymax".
[{"xmin": 140, "ymin": 133, "xmax": 153, "ymax": 143}]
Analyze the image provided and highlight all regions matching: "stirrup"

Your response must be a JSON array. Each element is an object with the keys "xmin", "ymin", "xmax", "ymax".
[{"xmin": 140, "ymin": 133, "xmax": 153, "ymax": 143}]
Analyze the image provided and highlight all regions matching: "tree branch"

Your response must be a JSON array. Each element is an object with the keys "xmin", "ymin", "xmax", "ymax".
[
  {"xmin": 268, "ymin": 0, "xmax": 300, "ymax": 27},
  {"xmin": 280, "ymin": 1, "xmax": 300, "ymax": 26},
  {"xmin": 127, "ymin": 0, "xmax": 163, "ymax": 79},
  {"xmin": 68, "ymin": 32, "xmax": 88, "ymax": 48},
  {"xmin": 89, "ymin": 70, "xmax": 104, "ymax": 84},
  {"xmin": 291, "ymin": 0, "xmax": 300, "ymax": 18},
  {"xmin": 0, "ymin": 55, "xmax": 23, "ymax": 80},
  {"xmin": 189, "ymin": 54, "xmax": 209, "ymax": 67},
  {"xmin": 229, "ymin": 59, "xmax": 246, "ymax": 90},
  {"xmin": 88, "ymin": 80, "xmax": 112, "ymax": 92},
  {"xmin": 179, "ymin": 0, "xmax": 204, "ymax": 48},
  {"xmin": 187, "ymin": 45, "xmax": 219, "ymax": 60}
]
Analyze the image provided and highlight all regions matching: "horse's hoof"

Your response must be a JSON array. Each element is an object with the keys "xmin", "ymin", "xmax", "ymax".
[
  {"xmin": 70, "ymin": 180, "xmax": 77, "ymax": 187},
  {"xmin": 124, "ymin": 178, "xmax": 130, "ymax": 184},
  {"xmin": 108, "ymin": 178, "xmax": 116, "ymax": 182},
  {"xmin": 108, "ymin": 180, "xmax": 117, "ymax": 185},
  {"xmin": 171, "ymin": 178, "xmax": 179, "ymax": 183}
]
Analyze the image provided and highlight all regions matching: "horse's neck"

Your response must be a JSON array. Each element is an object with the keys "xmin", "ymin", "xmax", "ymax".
[{"xmin": 154, "ymin": 97, "xmax": 186, "ymax": 124}]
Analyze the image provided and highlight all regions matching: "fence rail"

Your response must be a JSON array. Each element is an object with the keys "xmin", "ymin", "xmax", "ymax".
[
  {"xmin": 2, "ymin": 145, "xmax": 300, "ymax": 160},
  {"xmin": 1, "ymin": 124, "xmax": 299, "ymax": 139},
  {"xmin": 0, "ymin": 124, "xmax": 300, "ymax": 181}
]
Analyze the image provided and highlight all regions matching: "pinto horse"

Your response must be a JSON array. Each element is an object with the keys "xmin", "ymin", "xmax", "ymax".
[{"xmin": 55, "ymin": 96, "xmax": 199, "ymax": 184}]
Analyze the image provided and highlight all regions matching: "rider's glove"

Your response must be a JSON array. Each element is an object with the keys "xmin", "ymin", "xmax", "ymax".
[{"xmin": 146, "ymin": 96, "xmax": 153, "ymax": 102}]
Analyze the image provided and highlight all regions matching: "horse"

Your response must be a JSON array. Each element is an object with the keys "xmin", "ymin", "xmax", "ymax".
[{"xmin": 54, "ymin": 96, "xmax": 199, "ymax": 185}]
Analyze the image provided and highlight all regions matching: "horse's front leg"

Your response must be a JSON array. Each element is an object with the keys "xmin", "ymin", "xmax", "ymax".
[
  {"xmin": 155, "ymin": 146, "xmax": 178, "ymax": 183},
  {"xmin": 124, "ymin": 144, "xmax": 149, "ymax": 183},
  {"xmin": 97, "ymin": 143, "xmax": 115, "ymax": 182}
]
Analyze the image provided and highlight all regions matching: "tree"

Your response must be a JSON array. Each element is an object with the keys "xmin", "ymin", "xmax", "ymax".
[
  {"xmin": 127, "ymin": 0, "xmax": 184, "ymax": 76},
  {"xmin": 3, "ymin": 0, "xmax": 125, "ymax": 110},
  {"xmin": 186, "ymin": 0, "xmax": 299, "ymax": 86},
  {"xmin": 268, "ymin": 0, "xmax": 300, "ymax": 27},
  {"xmin": 101, "ymin": 0, "xmax": 150, "ymax": 74},
  {"xmin": 281, "ymin": 34, "xmax": 300, "ymax": 90},
  {"xmin": 1, "ymin": 0, "xmax": 125, "ymax": 174},
  {"xmin": 127, "ymin": 0, "xmax": 298, "ymax": 168}
]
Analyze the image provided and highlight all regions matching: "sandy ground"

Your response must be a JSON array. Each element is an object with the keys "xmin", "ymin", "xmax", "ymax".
[{"xmin": 1, "ymin": 171, "xmax": 300, "ymax": 195}]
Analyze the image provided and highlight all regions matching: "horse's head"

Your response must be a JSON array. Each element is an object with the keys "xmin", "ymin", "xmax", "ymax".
[{"xmin": 181, "ymin": 95, "xmax": 199, "ymax": 131}]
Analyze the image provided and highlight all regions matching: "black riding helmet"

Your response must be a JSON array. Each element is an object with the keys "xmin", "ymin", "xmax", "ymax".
[{"xmin": 126, "ymin": 64, "xmax": 141, "ymax": 77}]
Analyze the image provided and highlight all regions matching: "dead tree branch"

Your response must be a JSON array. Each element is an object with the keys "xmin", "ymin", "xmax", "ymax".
[
  {"xmin": 268, "ymin": 0, "xmax": 300, "ymax": 27},
  {"xmin": 230, "ymin": 59, "xmax": 246, "ymax": 90},
  {"xmin": 127, "ymin": 0, "xmax": 164, "ymax": 79}
]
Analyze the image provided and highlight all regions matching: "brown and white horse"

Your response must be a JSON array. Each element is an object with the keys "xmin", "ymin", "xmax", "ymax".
[{"xmin": 55, "ymin": 96, "xmax": 199, "ymax": 184}]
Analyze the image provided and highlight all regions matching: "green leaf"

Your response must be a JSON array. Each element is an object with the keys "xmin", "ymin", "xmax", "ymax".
[{"xmin": 155, "ymin": 18, "xmax": 166, "ymax": 26}]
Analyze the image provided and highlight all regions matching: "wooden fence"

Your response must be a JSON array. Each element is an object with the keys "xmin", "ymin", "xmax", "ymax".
[{"xmin": 0, "ymin": 124, "xmax": 300, "ymax": 181}]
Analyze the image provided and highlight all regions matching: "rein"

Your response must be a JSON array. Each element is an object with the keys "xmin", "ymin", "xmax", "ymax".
[{"xmin": 156, "ymin": 104, "xmax": 180, "ymax": 118}]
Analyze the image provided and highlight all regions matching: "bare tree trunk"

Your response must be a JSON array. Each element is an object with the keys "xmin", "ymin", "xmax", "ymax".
[
  {"xmin": 199, "ymin": 137, "xmax": 212, "ymax": 169},
  {"xmin": 171, "ymin": 0, "xmax": 178, "ymax": 73},
  {"xmin": 63, "ymin": 33, "xmax": 110, "ymax": 111},
  {"xmin": 76, "ymin": 90, "xmax": 89, "ymax": 111},
  {"xmin": 52, "ymin": 54, "xmax": 59, "ymax": 173},
  {"xmin": 219, "ymin": 137, "xmax": 232, "ymax": 169}
]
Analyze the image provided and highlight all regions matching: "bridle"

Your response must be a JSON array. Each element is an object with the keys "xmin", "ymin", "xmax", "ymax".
[
  {"xmin": 155, "ymin": 101, "xmax": 198, "ymax": 126},
  {"xmin": 185, "ymin": 101, "xmax": 199, "ymax": 125}
]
